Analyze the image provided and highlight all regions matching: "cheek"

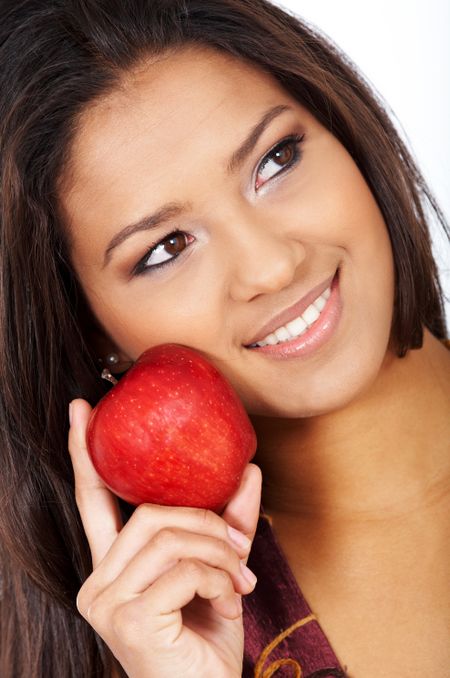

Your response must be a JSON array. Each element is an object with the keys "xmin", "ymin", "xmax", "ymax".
[
  {"xmin": 335, "ymin": 194, "xmax": 395, "ymax": 389},
  {"xmin": 84, "ymin": 276, "xmax": 223, "ymax": 361},
  {"xmin": 308, "ymin": 144, "xmax": 396, "ymax": 314},
  {"xmin": 278, "ymin": 132, "xmax": 392, "ymax": 258},
  {"xmin": 313, "ymin": 228, "xmax": 395, "ymax": 413},
  {"xmin": 344, "ymin": 184, "xmax": 396, "ymax": 335}
]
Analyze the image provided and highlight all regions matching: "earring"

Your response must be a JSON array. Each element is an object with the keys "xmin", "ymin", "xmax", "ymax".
[
  {"xmin": 100, "ymin": 354, "xmax": 119, "ymax": 385},
  {"xmin": 105, "ymin": 352, "xmax": 119, "ymax": 366},
  {"xmin": 98, "ymin": 352, "xmax": 134, "ymax": 385},
  {"xmin": 96, "ymin": 354, "xmax": 119, "ymax": 385},
  {"xmin": 101, "ymin": 367, "xmax": 118, "ymax": 386}
]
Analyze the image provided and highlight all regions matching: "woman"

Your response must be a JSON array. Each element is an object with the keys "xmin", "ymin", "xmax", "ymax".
[{"xmin": 0, "ymin": 1, "xmax": 449, "ymax": 676}]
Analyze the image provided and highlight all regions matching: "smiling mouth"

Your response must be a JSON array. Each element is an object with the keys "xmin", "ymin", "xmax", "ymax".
[{"xmin": 244, "ymin": 270, "xmax": 337, "ymax": 348}]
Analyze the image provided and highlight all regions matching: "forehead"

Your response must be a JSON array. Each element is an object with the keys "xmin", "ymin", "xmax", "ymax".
[
  {"xmin": 60, "ymin": 46, "xmax": 313, "ymax": 270},
  {"xmin": 62, "ymin": 46, "xmax": 294, "ymax": 194}
]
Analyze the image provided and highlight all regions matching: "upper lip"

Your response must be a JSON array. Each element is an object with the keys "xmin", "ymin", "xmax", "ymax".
[{"xmin": 244, "ymin": 270, "xmax": 336, "ymax": 346}]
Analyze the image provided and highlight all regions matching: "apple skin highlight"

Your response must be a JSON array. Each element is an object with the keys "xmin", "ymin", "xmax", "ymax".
[{"xmin": 86, "ymin": 343, "xmax": 257, "ymax": 512}]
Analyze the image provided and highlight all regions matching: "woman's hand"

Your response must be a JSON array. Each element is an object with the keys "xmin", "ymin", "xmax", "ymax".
[{"xmin": 68, "ymin": 398, "xmax": 262, "ymax": 678}]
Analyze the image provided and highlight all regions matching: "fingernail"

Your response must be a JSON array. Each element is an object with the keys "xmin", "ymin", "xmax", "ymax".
[
  {"xmin": 227, "ymin": 525, "xmax": 251, "ymax": 550},
  {"xmin": 240, "ymin": 561, "xmax": 257, "ymax": 587},
  {"xmin": 69, "ymin": 402, "xmax": 73, "ymax": 426}
]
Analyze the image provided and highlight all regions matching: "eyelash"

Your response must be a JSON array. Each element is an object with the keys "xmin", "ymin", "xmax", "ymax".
[{"xmin": 132, "ymin": 133, "xmax": 305, "ymax": 276}]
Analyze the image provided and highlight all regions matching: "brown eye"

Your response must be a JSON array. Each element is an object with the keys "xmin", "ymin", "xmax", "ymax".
[
  {"xmin": 256, "ymin": 134, "xmax": 304, "ymax": 190},
  {"xmin": 163, "ymin": 233, "xmax": 187, "ymax": 256},
  {"xmin": 134, "ymin": 231, "xmax": 193, "ymax": 276},
  {"xmin": 274, "ymin": 144, "xmax": 294, "ymax": 166}
]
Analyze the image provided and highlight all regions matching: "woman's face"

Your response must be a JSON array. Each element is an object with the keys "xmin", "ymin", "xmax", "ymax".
[{"xmin": 62, "ymin": 46, "xmax": 395, "ymax": 417}]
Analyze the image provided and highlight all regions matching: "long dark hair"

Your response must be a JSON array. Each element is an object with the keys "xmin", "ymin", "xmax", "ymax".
[{"xmin": 0, "ymin": 1, "xmax": 448, "ymax": 675}]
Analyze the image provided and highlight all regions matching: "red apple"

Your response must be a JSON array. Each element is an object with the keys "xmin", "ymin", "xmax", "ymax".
[{"xmin": 86, "ymin": 343, "xmax": 257, "ymax": 512}]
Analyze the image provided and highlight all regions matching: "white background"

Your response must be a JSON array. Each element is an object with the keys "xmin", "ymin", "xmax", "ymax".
[{"xmin": 275, "ymin": 0, "xmax": 450, "ymax": 328}]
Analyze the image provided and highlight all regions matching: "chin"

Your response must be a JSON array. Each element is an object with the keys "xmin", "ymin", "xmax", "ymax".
[
  {"xmin": 247, "ymin": 391, "xmax": 355, "ymax": 419},
  {"xmin": 247, "ymin": 352, "xmax": 384, "ymax": 419}
]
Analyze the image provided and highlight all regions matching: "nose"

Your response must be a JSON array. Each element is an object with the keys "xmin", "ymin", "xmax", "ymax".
[{"xmin": 226, "ymin": 215, "xmax": 306, "ymax": 301}]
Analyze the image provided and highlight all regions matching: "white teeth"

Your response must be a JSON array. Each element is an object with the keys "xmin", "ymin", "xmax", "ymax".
[
  {"xmin": 285, "ymin": 315, "xmax": 308, "ymax": 337},
  {"xmin": 314, "ymin": 295, "xmax": 327, "ymax": 312},
  {"xmin": 274, "ymin": 327, "xmax": 292, "ymax": 342},
  {"xmin": 251, "ymin": 283, "xmax": 332, "ymax": 348},
  {"xmin": 264, "ymin": 333, "xmax": 278, "ymax": 345},
  {"xmin": 301, "ymin": 303, "xmax": 320, "ymax": 326}
]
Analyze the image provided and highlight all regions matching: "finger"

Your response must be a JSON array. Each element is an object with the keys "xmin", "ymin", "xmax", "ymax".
[
  {"xmin": 92, "ymin": 502, "xmax": 253, "ymax": 584},
  {"xmin": 68, "ymin": 398, "xmax": 123, "ymax": 568},
  {"xmin": 132, "ymin": 558, "xmax": 243, "ymax": 629},
  {"xmin": 95, "ymin": 528, "xmax": 257, "ymax": 603},
  {"xmin": 220, "ymin": 463, "xmax": 262, "ymax": 564}
]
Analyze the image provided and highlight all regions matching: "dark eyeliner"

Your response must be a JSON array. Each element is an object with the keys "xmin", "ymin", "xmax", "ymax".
[
  {"xmin": 132, "ymin": 133, "xmax": 305, "ymax": 277},
  {"xmin": 132, "ymin": 230, "xmax": 185, "ymax": 277},
  {"xmin": 256, "ymin": 133, "xmax": 305, "ymax": 187}
]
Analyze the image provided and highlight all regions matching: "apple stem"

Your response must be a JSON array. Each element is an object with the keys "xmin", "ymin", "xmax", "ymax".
[{"xmin": 101, "ymin": 368, "xmax": 118, "ymax": 386}]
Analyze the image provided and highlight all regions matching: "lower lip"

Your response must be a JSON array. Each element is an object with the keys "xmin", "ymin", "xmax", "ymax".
[{"xmin": 245, "ymin": 269, "xmax": 342, "ymax": 360}]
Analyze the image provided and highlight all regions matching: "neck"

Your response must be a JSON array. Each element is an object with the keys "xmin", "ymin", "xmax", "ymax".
[{"xmin": 250, "ymin": 330, "xmax": 450, "ymax": 521}]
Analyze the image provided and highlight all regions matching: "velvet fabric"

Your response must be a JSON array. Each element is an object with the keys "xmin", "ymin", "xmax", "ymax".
[{"xmin": 243, "ymin": 509, "xmax": 347, "ymax": 677}]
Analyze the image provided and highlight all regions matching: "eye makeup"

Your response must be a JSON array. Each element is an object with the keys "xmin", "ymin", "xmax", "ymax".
[{"xmin": 131, "ymin": 131, "xmax": 305, "ymax": 277}]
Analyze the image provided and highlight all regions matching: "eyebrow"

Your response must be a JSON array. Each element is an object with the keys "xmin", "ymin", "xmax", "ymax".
[{"xmin": 103, "ymin": 103, "xmax": 292, "ymax": 267}]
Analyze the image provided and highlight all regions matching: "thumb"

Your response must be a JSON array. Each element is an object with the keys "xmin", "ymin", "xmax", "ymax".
[
  {"xmin": 68, "ymin": 398, "xmax": 123, "ymax": 568},
  {"xmin": 220, "ymin": 463, "xmax": 262, "ymax": 558}
]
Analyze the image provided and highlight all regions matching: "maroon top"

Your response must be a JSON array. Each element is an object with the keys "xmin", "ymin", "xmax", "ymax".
[{"xmin": 242, "ymin": 509, "xmax": 346, "ymax": 677}]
